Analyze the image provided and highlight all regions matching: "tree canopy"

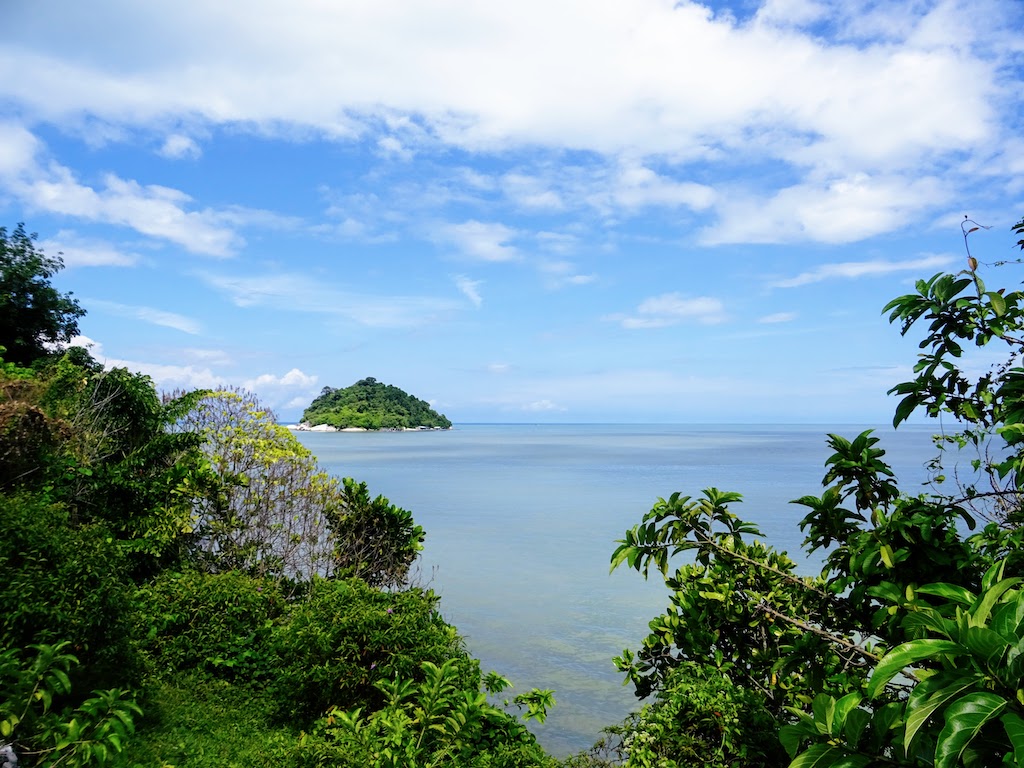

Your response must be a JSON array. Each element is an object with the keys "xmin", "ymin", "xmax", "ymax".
[
  {"xmin": 0, "ymin": 223, "xmax": 85, "ymax": 366},
  {"xmin": 302, "ymin": 377, "xmax": 452, "ymax": 430}
]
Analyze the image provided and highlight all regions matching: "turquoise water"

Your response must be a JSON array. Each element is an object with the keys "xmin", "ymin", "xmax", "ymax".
[{"xmin": 295, "ymin": 423, "xmax": 939, "ymax": 756}]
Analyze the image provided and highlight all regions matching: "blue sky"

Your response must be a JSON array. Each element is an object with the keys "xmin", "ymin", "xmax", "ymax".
[{"xmin": 1, "ymin": 0, "xmax": 1022, "ymax": 423}]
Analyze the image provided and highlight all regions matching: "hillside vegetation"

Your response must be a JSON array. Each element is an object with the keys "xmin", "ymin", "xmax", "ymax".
[{"xmin": 301, "ymin": 377, "xmax": 452, "ymax": 430}]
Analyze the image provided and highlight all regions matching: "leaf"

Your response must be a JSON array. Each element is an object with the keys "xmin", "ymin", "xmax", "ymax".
[
  {"xmin": 866, "ymin": 640, "xmax": 963, "ymax": 699},
  {"xmin": 916, "ymin": 583, "xmax": 975, "ymax": 607},
  {"xmin": 788, "ymin": 744, "xmax": 870, "ymax": 768},
  {"xmin": 903, "ymin": 670, "xmax": 985, "ymax": 753},
  {"xmin": 934, "ymin": 692, "xmax": 1007, "ymax": 768},
  {"xmin": 1002, "ymin": 712, "xmax": 1024, "ymax": 765},
  {"xmin": 961, "ymin": 626, "xmax": 1010, "ymax": 667}
]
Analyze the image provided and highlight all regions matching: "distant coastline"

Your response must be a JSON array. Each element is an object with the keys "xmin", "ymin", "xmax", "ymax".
[{"xmin": 286, "ymin": 422, "xmax": 451, "ymax": 433}]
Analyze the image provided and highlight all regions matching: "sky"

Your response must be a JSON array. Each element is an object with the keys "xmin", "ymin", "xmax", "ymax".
[{"xmin": 1, "ymin": 0, "xmax": 1022, "ymax": 424}]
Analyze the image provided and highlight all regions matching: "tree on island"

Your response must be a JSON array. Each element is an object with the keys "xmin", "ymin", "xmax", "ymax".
[{"xmin": 302, "ymin": 377, "xmax": 452, "ymax": 430}]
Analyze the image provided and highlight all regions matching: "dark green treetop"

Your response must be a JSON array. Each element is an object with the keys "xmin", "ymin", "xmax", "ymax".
[
  {"xmin": 0, "ymin": 223, "xmax": 86, "ymax": 366},
  {"xmin": 301, "ymin": 377, "xmax": 452, "ymax": 430}
]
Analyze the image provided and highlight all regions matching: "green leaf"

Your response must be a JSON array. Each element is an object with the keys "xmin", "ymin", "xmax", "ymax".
[
  {"xmin": 1002, "ymin": 712, "xmax": 1024, "ymax": 764},
  {"xmin": 961, "ymin": 626, "xmax": 1010, "ymax": 667},
  {"xmin": 917, "ymin": 583, "xmax": 976, "ymax": 607},
  {"xmin": 934, "ymin": 692, "xmax": 1007, "ymax": 768},
  {"xmin": 788, "ymin": 744, "xmax": 870, "ymax": 768},
  {"xmin": 866, "ymin": 640, "xmax": 964, "ymax": 698},
  {"xmin": 989, "ymin": 291, "xmax": 1007, "ymax": 317},
  {"xmin": 903, "ymin": 670, "xmax": 985, "ymax": 753}
]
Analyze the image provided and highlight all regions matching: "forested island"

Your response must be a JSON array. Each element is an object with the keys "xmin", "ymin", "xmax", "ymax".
[
  {"xmin": 299, "ymin": 377, "xmax": 453, "ymax": 430},
  {"xmin": 6, "ymin": 216, "xmax": 1024, "ymax": 768}
]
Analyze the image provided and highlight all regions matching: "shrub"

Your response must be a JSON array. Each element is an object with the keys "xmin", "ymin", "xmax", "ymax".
[
  {"xmin": 270, "ymin": 578, "xmax": 474, "ymax": 723},
  {"xmin": 0, "ymin": 495, "xmax": 135, "ymax": 689},
  {"xmin": 616, "ymin": 663, "xmax": 783, "ymax": 768},
  {"xmin": 130, "ymin": 569, "xmax": 286, "ymax": 681}
]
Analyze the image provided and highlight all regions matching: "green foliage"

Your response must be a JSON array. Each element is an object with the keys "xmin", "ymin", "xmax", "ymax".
[
  {"xmin": 0, "ymin": 223, "xmax": 85, "ymax": 366},
  {"xmin": 330, "ymin": 478, "xmax": 425, "ymax": 588},
  {"xmin": 302, "ymin": 378, "xmax": 452, "ymax": 430},
  {"xmin": 269, "ymin": 578, "xmax": 472, "ymax": 723},
  {"xmin": 1, "ymin": 642, "xmax": 141, "ymax": 767},
  {"xmin": 783, "ymin": 562, "xmax": 1024, "ymax": 766},
  {"xmin": 0, "ymin": 495, "xmax": 136, "ymax": 687},
  {"xmin": 611, "ymin": 663, "xmax": 783, "ymax": 768},
  {"xmin": 611, "ymin": 488, "xmax": 851, "ymax": 713},
  {"xmin": 307, "ymin": 658, "xmax": 556, "ymax": 768},
  {"xmin": 612, "ymin": 217, "xmax": 1024, "ymax": 768},
  {"xmin": 107, "ymin": 675, "xmax": 301, "ymax": 768},
  {"xmin": 130, "ymin": 570, "xmax": 286, "ymax": 681}
]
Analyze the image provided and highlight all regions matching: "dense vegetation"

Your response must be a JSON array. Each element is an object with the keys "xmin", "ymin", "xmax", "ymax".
[
  {"xmin": 604, "ymin": 215, "xmax": 1024, "ymax": 767},
  {"xmin": 0, "ymin": 225, "xmax": 553, "ymax": 767},
  {"xmin": 6, "ymin": 215, "xmax": 1024, "ymax": 768},
  {"xmin": 301, "ymin": 378, "xmax": 453, "ymax": 430}
]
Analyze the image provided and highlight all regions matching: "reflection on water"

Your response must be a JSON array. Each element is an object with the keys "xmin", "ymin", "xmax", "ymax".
[{"xmin": 296, "ymin": 423, "xmax": 938, "ymax": 756}]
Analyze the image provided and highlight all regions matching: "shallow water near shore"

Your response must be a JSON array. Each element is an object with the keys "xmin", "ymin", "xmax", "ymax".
[{"xmin": 296, "ymin": 422, "xmax": 939, "ymax": 757}]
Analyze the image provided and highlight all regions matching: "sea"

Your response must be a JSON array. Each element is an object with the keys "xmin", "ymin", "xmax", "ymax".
[{"xmin": 294, "ymin": 422, "xmax": 942, "ymax": 757}]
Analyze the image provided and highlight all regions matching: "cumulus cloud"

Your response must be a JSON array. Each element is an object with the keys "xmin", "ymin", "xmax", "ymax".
[
  {"xmin": 17, "ymin": 164, "xmax": 241, "ymax": 257},
  {"xmin": 618, "ymin": 293, "xmax": 727, "ymax": 328},
  {"xmin": 703, "ymin": 173, "xmax": 951, "ymax": 244},
  {"xmin": 769, "ymin": 254, "xmax": 954, "ymax": 289},
  {"xmin": 436, "ymin": 220, "xmax": 520, "ymax": 262},
  {"xmin": 159, "ymin": 134, "xmax": 201, "ymax": 159}
]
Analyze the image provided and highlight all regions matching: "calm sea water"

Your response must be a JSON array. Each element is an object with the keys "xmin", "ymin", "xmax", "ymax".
[{"xmin": 295, "ymin": 423, "xmax": 939, "ymax": 756}]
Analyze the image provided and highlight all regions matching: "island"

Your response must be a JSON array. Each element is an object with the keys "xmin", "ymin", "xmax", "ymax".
[{"xmin": 294, "ymin": 377, "xmax": 452, "ymax": 431}]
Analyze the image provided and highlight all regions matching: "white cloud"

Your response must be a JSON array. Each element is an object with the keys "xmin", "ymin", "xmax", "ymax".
[
  {"xmin": 487, "ymin": 363, "xmax": 511, "ymax": 374},
  {"xmin": 436, "ymin": 220, "xmax": 520, "ymax": 262},
  {"xmin": 538, "ymin": 259, "xmax": 596, "ymax": 289},
  {"xmin": 703, "ymin": 173, "xmax": 951, "ymax": 245},
  {"xmin": 454, "ymin": 274, "xmax": 483, "ymax": 308},
  {"xmin": 17, "ymin": 165, "xmax": 241, "ymax": 257},
  {"xmin": 758, "ymin": 311, "xmax": 798, "ymax": 324},
  {"xmin": 38, "ymin": 232, "xmax": 141, "ymax": 268},
  {"xmin": 241, "ymin": 368, "xmax": 319, "ymax": 412},
  {"xmin": 0, "ymin": 0, "xmax": 1004, "ymax": 169},
  {"xmin": 159, "ymin": 133, "xmax": 201, "ymax": 159},
  {"xmin": 603, "ymin": 162, "xmax": 716, "ymax": 212},
  {"xmin": 770, "ymin": 254, "xmax": 955, "ymax": 289},
  {"xmin": 619, "ymin": 293, "xmax": 726, "ymax": 328},
  {"xmin": 521, "ymin": 399, "xmax": 567, "ymax": 413},
  {"xmin": 198, "ymin": 271, "xmax": 461, "ymax": 327},
  {"xmin": 0, "ymin": 122, "xmax": 42, "ymax": 177},
  {"xmin": 88, "ymin": 299, "xmax": 202, "ymax": 334},
  {"xmin": 103, "ymin": 358, "xmax": 225, "ymax": 391}
]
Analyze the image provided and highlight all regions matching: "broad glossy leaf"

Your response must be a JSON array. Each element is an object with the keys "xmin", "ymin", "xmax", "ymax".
[
  {"xmin": 844, "ymin": 708, "xmax": 871, "ymax": 749},
  {"xmin": 866, "ymin": 640, "xmax": 964, "ymax": 699},
  {"xmin": 961, "ymin": 626, "xmax": 1010, "ymax": 667},
  {"xmin": 917, "ymin": 583, "xmax": 975, "ymax": 607},
  {"xmin": 904, "ymin": 669, "xmax": 985, "ymax": 753},
  {"xmin": 1002, "ymin": 712, "xmax": 1024, "ymax": 765},
  {"xmin": 934, "ymin": 692, "xmax": 1007, "ymax": 768},
  {"xmin": 991, "ymin": 593, "xmax": 1024, "ymax": 640},
  {"xmin": 973, "ymin": 578, "xmax": 1021, "ymax": 626},
  {"xmin": 788, "ymin": 743, "xmax": 870, "ymax": 768}
]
